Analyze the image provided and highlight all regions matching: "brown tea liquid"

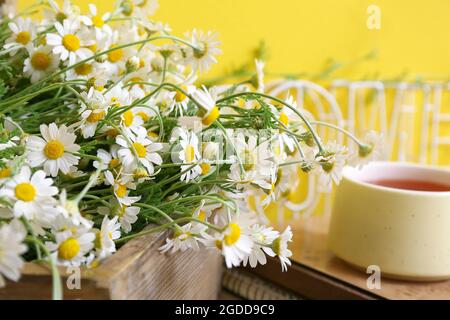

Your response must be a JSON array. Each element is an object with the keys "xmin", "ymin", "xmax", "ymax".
[{"xmin": 366, "ymin": 179, "xmax": 450, "ymax": 192}]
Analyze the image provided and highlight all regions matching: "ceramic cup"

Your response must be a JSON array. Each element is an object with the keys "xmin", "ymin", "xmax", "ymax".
[{"xmin": 328, "ymin": 161, "xmax": 450, "ymax": 281}]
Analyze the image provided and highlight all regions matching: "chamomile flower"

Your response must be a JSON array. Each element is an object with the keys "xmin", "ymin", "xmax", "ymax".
[
  {"xmin": 46, "ymin": 19, "xmax": 94, "ymax": 65},
  {"xmin": 243, "ymin": 224, "xmax": 279, "ymax": 268},
  {"xmin": 314, "ymin": 141, "xmax": 348, "ymax": 193},
  {"xmin": 132, "ymin": 0, "xmax": 159, "ymax": 17},
  {"xmin": 170, "ymin": 84, "xmax": 196, "ymax": 116},
  {"xmin": 79, "ymin": 87, "xmax": 109, "ymax": 138},
  {"xmin": 191, "ymin": 86, "xmax": 220, "ymax": 126},
  {"xmin": 275, "ymin": 95, "xmax": 299, "ymax": 153},
  {"xmin": 350, "ymin": 130, "xmax": 386, "ymax": 168},
  {"xmin": 159, "ymin": 223, "xmax": 205, "ymax": 254},
  {"xmin": 44, "ymin": 0, "xmax": 79, "ymax": 24},
  {"xmin": 173, "ymin": 128, "xmax": 202, "ymax": 182},
  {"xmin": 98, "ymin": 198, "xmax": 140, "ymax": 233},
  {"xmin": 80, "ymin": 4, "xmax": 112, "ymax": 39},
  {"xmin": 94, "ymin": 215, "xmax": 121, "ymax": 259},
  {"xmin": 4, "ymin": 17, "xmax": 35, "ymax": 53},
  {"xmin": 0, "ymin": 166, "xmax": 58, "ymax": 222},
  {"xmin": 120, "ymin": 109, "xmax": 144, "ymax": 134},
  {"xmin": 23, "ymin": 46, "xmax": 60, "ymax": 83},
  {"xmin": 93, "ymin": 146, "xmax": 121, "ymax": 172},
  {"xmin": 267, "ymin": 226, "xmax": 293, "ymax": 272},
  {"xmin": 209, "ymin": 215, "xmax": 254, "ymax": 268},
  {"xmin": 26, "ymin": 123, "xmax": 80, "ymax": 177},
  {"xmin": 185, "ymin": 29, "xmax": 221, "ymax": 74},
  {"xmin": 47, "ymin": 226, "xmax": 95, "ymax": 266},
  {"xmin": 104, "ymin": 171, "xmax": 141, "ymax": 206},
  {"xmin": 57, "ymin": 189, "xmax": 93, "ymax": 228},
  {"xmin": 0, "ymin": 220, "xmax": 27, "ymax": 287},
  {"xmin": 116, "ymin": 126, "xmax": 163, "ymax": 176}
]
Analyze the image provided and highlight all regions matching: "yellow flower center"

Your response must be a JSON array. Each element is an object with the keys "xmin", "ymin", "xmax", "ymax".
[
  {"xmin": 174, "ymin": 86, "xmax": 188, "ymax": 102},
  {"xmin": 62, "ymin": 34, "xmax": 81, "ymax": 52},
  {"xmin": 86, "ymin": 43, "xmax": 97, "ymax": 52},
  {"xmin": 91, "ymin": 15, "xmax": 104, "ymax": 28},
  {"xmin": 215, "ymin": 239, "xmax": 223, "ymax": 250},
  {"xmin": 118, "ymin": 206, "xmax": 126, "ymax": 218},
  {"xmin": 122, "ymin": 110, "xmax": 134, "ymax": 127},
  {"xmin": 224, "ymin": 223, "xmax": 241, "ymax": 246},
  {"xmin": 86, "ymin": 110, "xmax": 105, "ymax": 123},
  {"xmin": 58, "ymin": 237, "xmax": 80, "ymax": 260},
  {"xmin": 200, "ymin": 163, "xmax": 211, "ymax": 175},
  {"xmin": 108, "ymin": 46, "xmax": 123, "ymax": 63},
  {"xmin": 109, "ymin": 158, "xmax": 120, "ymax": 169},
  {"xmin": 185, "ymin": 145, "xmax": 195, "ymax": 162},
  {"xmin": 197, "ymin": 210, "xmax": 206, "ymax": 221},
  {"xmin": 0, "ymin": 167, "xmax": 11, "ymax": 179},
  {"xmin": 279, "ymin": 112, "xmax": 289, "ymax": 126},
  {"xmin": 15, "ymin": 182, "xmax": 36, "ymax": 202},
  {"xmin": 137, "ymin": 111, "xmax": 150, "ymax": 122},
  {"xmin": 116, "ymin": 184, "xmax": 127, "ymax": 198},
  {"xmin": 133, "ymin": 142, "xmax": 147, "ymax": 158},
  {"xmin": 75, "ymin": 63, "xmax": 93, "ymax": 76},
  {"xmin": 147, "ymin": 131, "xmax": 158, "ymax": 139},
  {"xmin": 31, "ymin": 52, "xmax": 51, "ymax": 71},
  {"xmin": 106, "ymin": 128, "xmax": 119, "ymax": 137},
  {"xmin": 128, "ymin": 77, "xmax": 144, "ymax": 88},
  {"xmin": 44, "ymin": 140, "xmax": 65, "ymax": 159},
  {"xmin": 272, "ymin": 237, "xmax": 281, "ymax": 256},
  {"xmin": 133, "ymin": 167, "xmax": 148, "ymax": 179},
  {"xmin": 202, "ymin": 106, "xmax": 220, "ymax": 126},
  {"xmin": 16, "ymin": 31, "xmax": 31, "ymax": 45},
  {"xmin": 242, "ymin": 150, "xmax": 255, "ymax": 171}
]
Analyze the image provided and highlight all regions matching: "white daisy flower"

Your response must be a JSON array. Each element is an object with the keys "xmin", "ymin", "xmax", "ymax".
[
  {"xmin": 80, "ymin": 4, "xmax": 112, "ymax": 39},
  {"xmin": 350, "ymin": 130, "xmax": 386, "ymax": 168},
  {"xmin": 173, "ymin": 128, "xmax": 202, "ymax": 182},
  {"xmin": 44, "ymin": 0, "xmax": 79, "ymax": 24},
  {"xmin": 204, "ymin": 214, "xmax": 254, "ymax": 268},
  {"xmin": 0, "ymin": 166, "xmax": 58, "ymax": 222},
  {"xmin": 94, "ymin": 215, "xmax": 121, "ymax": 259},
  {"xmin": 191, "ymin": 85, "xmax": 220, "ymax": 126},
  {"xmin": 275, "ymin": 95, "xmax": 300, "ymax": 153},
  {"xmin": 120, "ymin": 109, "xmax": 144, "ymax": 134},
  {"xmin": 47, "ymin": 226, "xmax": 95, "ymax": 267},
  {"xmin": 314, "ymin": 141, "xmax": 348, "ymax": 193},
  {"xmin": 4, "ymin": 17, "xmax": 35, "ymax": 54},
  {"xmin": 57, "ymin": 189, "xmax": 93, "ymax": 228},
  {"xmin": 0, "ymin": 220, "xmax": 27, "ymax": 287},
  {"xmin": 93, "ymin": 146, "xmax": 121, "ymax": 172},
  {"xmin": 185, "ymin": 29, "xmax": 221, "ymax": 74},
  {"xmin": 23, "ymin": 45, "xmax": 60, "ymax": 83},
  {"xmin": 104, "ymin": 84, "xmax": 131, "ymax": 108},
  {"xmin": 243, "ymin": 224, "xmax": 279, "ymax": 268},
  {"xmin": 266, "ymin": 226, "xmax": 293, "ymax": 272},
  {"xmin": 170, "ymin": 84, "xmax": 196, "ymax": 116},
  {"xmin": 46, "ymin": 19, "xmax": 94, "ymax": 65},
  {"xmin": 132, "ymin": 0, "xmax": 159, "ymax": 17},
  {"xmin": 159, "ymin": 222, "xmax": 205, "ymax": 254},
  {"xmin": 104, "ymin": 171, "xmax": 141, "ymax": 206},
  {"xmin": 78, "ymin": 87, "xmax": 109, "ymax": 138},
  {"xmin": 26, "ymin": 123, "xmax": 80, "ymax": 177},
  {"xmin": 116, "ymin": 126, "xmax": 163, "ymax": 176},
  {"xmin": 98, "ymin": 198, "xmax": 140, "ymax": 233}
]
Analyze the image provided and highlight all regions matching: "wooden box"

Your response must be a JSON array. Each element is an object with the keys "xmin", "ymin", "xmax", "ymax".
[{"xmin": 0, "ymin": 230, "xmax": 223, "ymax": 300}]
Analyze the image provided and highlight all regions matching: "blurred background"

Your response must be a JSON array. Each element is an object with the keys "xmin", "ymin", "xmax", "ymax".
[{"xmin": 18, "ymin": 0, "xmax": 450, "ymax": 82}]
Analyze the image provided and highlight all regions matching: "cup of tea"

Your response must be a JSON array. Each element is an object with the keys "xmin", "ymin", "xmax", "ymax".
[{"xmin": 328, "ymin": 161, "xmax": 450, "ymax": 280}]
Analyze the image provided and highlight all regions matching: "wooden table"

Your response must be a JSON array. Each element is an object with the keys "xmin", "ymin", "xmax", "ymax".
[{"xmin": 248, "ymin": 215, "xmax": 450, "ymax": 300}]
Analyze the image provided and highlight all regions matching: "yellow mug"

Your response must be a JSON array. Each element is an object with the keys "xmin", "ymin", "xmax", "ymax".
[{"xmin": 328, "ymin": 161, "xmax": 450, "ymax": 281}]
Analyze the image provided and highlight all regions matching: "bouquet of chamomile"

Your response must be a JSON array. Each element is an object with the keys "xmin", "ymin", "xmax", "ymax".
[{"xmin": 0, "ymin": 0, "xmax": 381, "ymax": 297}]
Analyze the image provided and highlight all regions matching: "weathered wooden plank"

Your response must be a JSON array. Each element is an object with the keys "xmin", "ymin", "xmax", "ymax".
[{"xmin": 0, "ymin": 229, "xmax": 222, "ymax": 300}]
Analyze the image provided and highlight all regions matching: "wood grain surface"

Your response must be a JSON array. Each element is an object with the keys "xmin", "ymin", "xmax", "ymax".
[{"xmin": 0, "ymin": 229, "xmax": 223, "ymax": 300}]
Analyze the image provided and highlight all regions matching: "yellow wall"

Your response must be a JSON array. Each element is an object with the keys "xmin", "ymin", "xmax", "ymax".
[{"xmin": 18, "ymin": 0, "xmax": 450, "ymax": 81}]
